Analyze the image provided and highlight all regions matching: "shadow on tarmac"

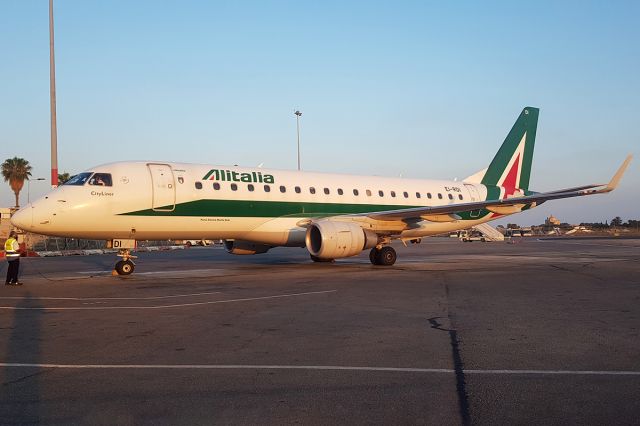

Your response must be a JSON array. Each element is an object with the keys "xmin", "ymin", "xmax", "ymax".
[{"xmin": 1, "ymin": 293, "xmax": 44, "ymax": 424}]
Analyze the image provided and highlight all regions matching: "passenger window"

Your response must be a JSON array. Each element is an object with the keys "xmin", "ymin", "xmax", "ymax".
[
  {"xmin": 213, "ymin": 182, "xmax": 221, "ymax": 190},
  {"xmin": 64, "ymin": 172, "xmax": 92, "ymax": 186},
  {"xmin": 427, "ymin": 193, "xmax": 432, "ymax": 199},
  {"xmin": 415, "ymin": 192, "xmax": 421, "ymax": 199},
  {"xmin": 403, "ymin": 191, "xmax": 409, "ymax": 198},
  {"xmin": 248, "ymin": 184, "xmax": 254, "ymax": 192},
  {"xmin": 448, "ymin": 193, "xmax": 453, "ymax": 200},
  {"xmin": 195, "ymin": 182, "xmax": 203, "ymax": 190},
  {"xmin": 324, "ymin": 188, "xmax": 330, "ymax": 195},
  {"xmin": 89, "ymin": 173, "xmax": 112, "ymax": 187},
  {"xmin": 337, "ymin": 188, "xmax": 343, "ymax": 195},
  {"xmin": 458, "ymin": 194, "xmax": 463, "ymax": 200},
  {"xmin": 230, "ymin": 183, "xmax": 238, "ymax": 191},
  {"xmin": 353, "ymin": 189, "xmax": 359, "ymax": 196},
  {"xmin": 438, "ymin": 193, "xmax": 443, "ymax": 199},
  {"xmin": 390, "ymin": 191, "xmax": 396, "ymax": 198},
  {"xmin": 264, "ymin": 185, "xmax": 271, "ymax": 192},
  {"xmin": 310, "ymin": 187, "xmax": 316, "ymax": 194},
  {"xmin": 378, "ymin": 190, "xmax": 384, "ymax": 197},
  {"xmin": 280, "ymin": 185, "xmax": 286, "ymax": 193},
  {"xmin": 295, "ymin": 186, "xmax": 301, "ymax": 193},
  {"xmin": 366, "ymin": 189, "xmax": 372, "ymax": 196}
]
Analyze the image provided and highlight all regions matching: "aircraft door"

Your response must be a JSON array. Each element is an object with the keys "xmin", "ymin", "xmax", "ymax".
[{"xmin": 147, "ymin": 163, "xmax": 176, "ymax": 211}]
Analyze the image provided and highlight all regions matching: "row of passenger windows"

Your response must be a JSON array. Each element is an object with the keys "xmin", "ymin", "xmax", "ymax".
[{"xmin": 194, "ymin": 181, "xmax": 464, "ymax": 201}]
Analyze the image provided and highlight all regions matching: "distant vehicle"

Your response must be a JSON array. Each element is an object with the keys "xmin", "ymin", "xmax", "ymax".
[
  {"xmin": 11, "ymin": 107, "xmax": 631, "ymax": 275},
  {"xmin": 505, "ymin": 228, "xmax": 533, "ymax": 238},
  {"xmin": 184, "ymin": 239, "xmax": 213, "ymax": 247},
  {"xmin": 457, "ymin": 230, "xmax": 487, "ymax": 242}
]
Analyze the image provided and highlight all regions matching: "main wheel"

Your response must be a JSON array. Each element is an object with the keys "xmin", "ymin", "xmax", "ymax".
[
  {"xmin": 115, "ymin": 260, "xmax": 135, "ymax": 275},
  {"xmin": 369, "ymin": 248, "xmax": 381, "ymax": 265},
  {"xmin": 377, "ymin": 246, "xmax": 397, "ymax": 266},
  {"xmin": 310, "ymin": 254, "xmax": 334, "ymax": 263}
]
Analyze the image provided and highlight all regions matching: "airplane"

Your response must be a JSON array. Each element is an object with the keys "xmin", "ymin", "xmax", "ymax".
[{"xmin": 10, "ymin": 107, "xmax": 632, "ymax": 275}]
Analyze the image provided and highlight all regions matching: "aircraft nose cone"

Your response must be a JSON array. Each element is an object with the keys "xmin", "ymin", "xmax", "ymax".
[{"xmin": 10, "ymin": 206, "xmax": 33, "ymax": 231}]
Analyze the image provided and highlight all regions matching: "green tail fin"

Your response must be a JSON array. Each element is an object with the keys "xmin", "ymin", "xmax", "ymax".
[{"xmin": 481, "ymin": 107, "xmax": 539, "ymax": 191}]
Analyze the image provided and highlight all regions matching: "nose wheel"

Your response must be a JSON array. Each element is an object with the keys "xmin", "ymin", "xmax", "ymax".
[
  {"xmin": 114, "ymin": 249, "xmax": 137, "ymax": 275},
  {"xmin": 115, "ymin": 259, "xmax": 135, "ymax": 275}
]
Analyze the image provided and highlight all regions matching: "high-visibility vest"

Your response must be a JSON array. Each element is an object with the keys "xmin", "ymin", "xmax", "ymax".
[{"xmin": 4, "ymin": 238, "xmax": 19, "ymax": 259}]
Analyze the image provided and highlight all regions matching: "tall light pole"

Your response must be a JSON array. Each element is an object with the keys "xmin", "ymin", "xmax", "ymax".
[
  {"xmin": 49, "ymin": 0, "xmax": 59, "ymax": 188},
  {"xmin": 294, "ymin": 110, "xmax": 302, "ymax": 171},
  {"xmin": 27, "ymin": 178, "xmax": 46, "ymax": 204}
]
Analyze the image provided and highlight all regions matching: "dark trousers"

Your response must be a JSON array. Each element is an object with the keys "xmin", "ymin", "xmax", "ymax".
[{"xmin": 5, "ymin": 258, "xmax": 19, "ymax": 284}]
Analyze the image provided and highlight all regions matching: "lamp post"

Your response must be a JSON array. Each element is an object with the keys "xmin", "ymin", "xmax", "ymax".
[
  {"xmin": 49, "ymin": 0, "xmax": 59, "ymax": 188},
  {"xmin": 28, "ymin": 178, "xmax": 46, "ymax": 204},
  {"xmin": 294, "ymin": 110, "xmax": 302, "ymax": 171}
]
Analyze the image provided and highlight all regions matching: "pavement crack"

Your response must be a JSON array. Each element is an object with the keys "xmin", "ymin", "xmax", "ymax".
[
  {"xmin": 2, "ymin": 368, "xmax": 52, "ymax": 386},
  {"xmin": 431, "ymin": 280, "xmax": 472, "ymax": 426}
]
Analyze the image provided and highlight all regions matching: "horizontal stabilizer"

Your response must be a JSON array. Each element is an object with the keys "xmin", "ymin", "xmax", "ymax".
[{"xmin": 463, "ymin": 168, "xmax": 488, "ymax": 184}]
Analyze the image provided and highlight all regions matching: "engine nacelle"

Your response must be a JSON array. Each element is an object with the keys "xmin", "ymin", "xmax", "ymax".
[
  {"xmin": 305, "ymin": 221, "xmax": 378, "ymax": 259},
  {"xmin": 223, "ymin": 240, "xmax": 272, "ymax": 255}
]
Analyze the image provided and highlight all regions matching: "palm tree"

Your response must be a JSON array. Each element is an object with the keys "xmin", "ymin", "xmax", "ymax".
[
  {"xmin": 58, "ymin": 171, "xmax": 72, "ymax": 184},
  {"xmin": 1, "ymin": 157, "xmax": 32, "ymax": 208}
]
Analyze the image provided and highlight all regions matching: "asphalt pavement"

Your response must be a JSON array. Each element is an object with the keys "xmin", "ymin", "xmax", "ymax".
[{"xmin": 1, "ymin": 237, "xmax": 639, "ymax": 425}]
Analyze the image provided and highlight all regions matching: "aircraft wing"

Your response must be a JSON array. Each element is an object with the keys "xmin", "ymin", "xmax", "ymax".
[{"xmin": 350, "ymin": 155, "xmax": 632, "ymax": 222}]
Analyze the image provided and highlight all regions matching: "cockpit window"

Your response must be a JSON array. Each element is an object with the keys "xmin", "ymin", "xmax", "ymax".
[
  {"xmin": 88, "ymin": 173, "xmax": 113, "ymax": 187},
  {"xmin": 64, "ymin": 172, "xmax": 92, "ymax": 186}
]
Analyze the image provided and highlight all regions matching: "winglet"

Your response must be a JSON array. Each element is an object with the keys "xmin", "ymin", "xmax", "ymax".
[{"xmin": 602, "ymin": 154, "xmax": 632, "ymax": 192}]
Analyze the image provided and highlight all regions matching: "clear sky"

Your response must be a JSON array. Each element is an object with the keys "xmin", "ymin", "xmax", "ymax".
[{"xmin": 1, "ymin": 1, "xmax": 638, "ymax": 225}]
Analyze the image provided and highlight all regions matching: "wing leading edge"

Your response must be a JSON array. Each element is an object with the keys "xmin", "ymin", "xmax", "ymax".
[{"xmin": 351, "ymin": 155, "xmax": 632, "ymax": 222}]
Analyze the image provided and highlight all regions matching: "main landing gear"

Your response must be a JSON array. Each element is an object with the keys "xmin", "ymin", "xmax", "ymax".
[
  {"xmin": 114, "ymin": 248, "xmax": 137, "ymax": 275},
  {"xmin": 369, "ymin": 246, "xmax": 397, "ymax": 266}
]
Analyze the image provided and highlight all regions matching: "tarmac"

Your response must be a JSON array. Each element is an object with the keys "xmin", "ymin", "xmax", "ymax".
[{"xmin": 1, "ymin": 237, "xmax": 639, "ymax": 425}]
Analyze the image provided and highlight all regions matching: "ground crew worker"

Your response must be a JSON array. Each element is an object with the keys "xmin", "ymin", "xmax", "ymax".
[{"xmin": 4, "ymin": 231, "xmax": 22, "ymax": 286}]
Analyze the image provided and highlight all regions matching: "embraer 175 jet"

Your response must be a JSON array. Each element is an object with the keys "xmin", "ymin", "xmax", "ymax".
[{"xmin": 11, "ymin": 107, "xmax": 631, "ymax": 275}]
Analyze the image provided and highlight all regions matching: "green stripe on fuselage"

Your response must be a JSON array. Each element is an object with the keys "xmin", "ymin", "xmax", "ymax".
[{"xmin": 121, "ymin": 199, "xmax": 421, "ymax": 218}]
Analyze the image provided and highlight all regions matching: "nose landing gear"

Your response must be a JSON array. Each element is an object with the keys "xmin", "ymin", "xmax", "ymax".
[{"xmin": 114, "ymin": 248, "xmax": 137, "ymax": 275}]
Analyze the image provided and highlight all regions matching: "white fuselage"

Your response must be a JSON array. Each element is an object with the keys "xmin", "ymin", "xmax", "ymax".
[{"xmin": 12, "ymin": 161, "xmax": 511, "ymax": 245}]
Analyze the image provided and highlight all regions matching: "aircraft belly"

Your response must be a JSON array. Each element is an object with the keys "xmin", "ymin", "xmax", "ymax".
[
  {"xmin": 119, "ymin": 216, "xmax": 270, "ymax": 240},
  {"xmin": 399, "ymin": 216, "xmax": 506, "ymax": 238}
]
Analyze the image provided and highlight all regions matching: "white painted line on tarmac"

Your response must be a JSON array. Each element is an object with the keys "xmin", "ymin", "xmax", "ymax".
[
  {"xmin": 126, "ymin": 269, "xmax": 228, "ymax": 276},
  {"xmin": 0, "ymin": 363, "xmax": 452, "ymax": 373},
  {"xmin": 536, "ymin": 239, "xmax": 640, "ymax": 248},
  {"xmin": 0, "ymin": 291, "xmax": 221, "ymax": 301},
  {"xmin": 0, "ymin": 363, "xmax": 638, "ymax": 376},
  {"xmin": 0, "ymin": 290, "xmax": 336, "ymax": 310},
  {"xmin": 73, "ymin": 268, "xmax": 227, "ymax": 276},
  {"xmin": 464, "ymin": 369, "xmax": 640, "ymax": 376}
]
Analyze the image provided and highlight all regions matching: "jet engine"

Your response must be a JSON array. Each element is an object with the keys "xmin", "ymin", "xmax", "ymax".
[
  {"xmin": 223, "ymin": 240, "xmax": 272, "ymax": 255},
  {"xmin": 305, "ymin": 221, "xmax": 378, "ymax": 260}
]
